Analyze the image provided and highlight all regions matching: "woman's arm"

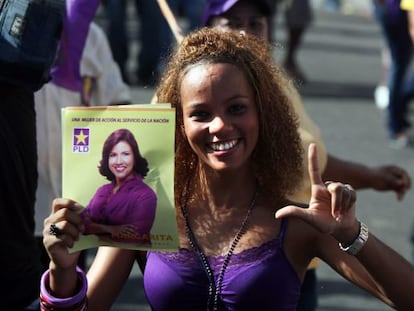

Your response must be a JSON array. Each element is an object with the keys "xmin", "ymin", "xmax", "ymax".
[
  {"xmin": 86, "ymin": 247, "xmax": 136, "ymax": 311},
  {"xmin": 42, "ymin": 199, "xmax": 137, "ymax": 310},
  {"xmin": 322, "ymin": 154, "xmax": 411, "ymax": 200},
  {"xmin": 276, "ymin": 144, "xmax": 414, "ymax": 309},
  {"xmin": 130, "ymin": 188, "xmax": 158, "ymax": 233},
  {"xmin": 43, "ymin": 199, "xmax": 85, "ymax": 298},
  {"xmin": 355, "ymin": 233, "xmax": 414, "ymax": 308},
  {"xmin": 317, "ymin": 227, "xmax": 414, "ymax": 310}
]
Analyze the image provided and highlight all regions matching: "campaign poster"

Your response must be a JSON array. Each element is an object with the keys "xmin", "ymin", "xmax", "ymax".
[{"xmin": 61, "ymin": 104, "xmax": 178, "ymax": 252}]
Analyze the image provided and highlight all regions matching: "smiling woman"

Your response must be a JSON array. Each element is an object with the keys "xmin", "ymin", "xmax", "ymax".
[
  {"xmin": 41, "ymin": 28, "xmax": 414, "ymax": 311},
  {"xmin": 80, "ymin": 128, "xmax": 157, "ymax": 245},
  {"xmin": 180, "ymin": 62, "xmax": 259, "ymax": 174}
]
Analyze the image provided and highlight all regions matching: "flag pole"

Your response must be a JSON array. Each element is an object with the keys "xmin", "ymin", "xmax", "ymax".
[{"xmin": 156, "ymin": 0, "xmax": 184, "ymax": 43}]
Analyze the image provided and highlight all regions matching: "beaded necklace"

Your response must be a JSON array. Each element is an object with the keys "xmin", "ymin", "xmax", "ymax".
[{"xmin": 180, "ymin": 188, "xmax": 257, "ymax": 311}]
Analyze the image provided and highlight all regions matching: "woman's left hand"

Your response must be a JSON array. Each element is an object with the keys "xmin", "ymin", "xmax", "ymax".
[{"xmin": 276, "ymin": 143, "xmax": 360, "ymax": 244}]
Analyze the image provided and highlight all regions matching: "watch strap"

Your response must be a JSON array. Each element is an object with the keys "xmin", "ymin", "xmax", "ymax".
[{"xmin": 339, "ymin": 221, "xmax": 369, "ymax": 256}]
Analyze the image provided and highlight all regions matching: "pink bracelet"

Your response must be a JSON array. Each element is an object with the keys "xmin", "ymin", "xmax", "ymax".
[{"xmin": 40, "ymin": 266, "xmax": 88, "ymax": 310}]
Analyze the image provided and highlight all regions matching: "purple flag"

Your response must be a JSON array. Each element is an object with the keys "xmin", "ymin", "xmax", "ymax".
[{"xmin": 51, "ymin": 0, "xmax": 100, "ymax": 91}]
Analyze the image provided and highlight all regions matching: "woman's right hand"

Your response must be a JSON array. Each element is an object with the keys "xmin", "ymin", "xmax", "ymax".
[{"xmin": 43, "ymin": 198, "xmax": 85, "ymax": 270}]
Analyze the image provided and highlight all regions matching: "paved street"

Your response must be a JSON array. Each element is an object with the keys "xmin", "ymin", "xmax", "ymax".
[{"xmin": 93, "ymin": 4, "xmax": 414, "ymax": 310}]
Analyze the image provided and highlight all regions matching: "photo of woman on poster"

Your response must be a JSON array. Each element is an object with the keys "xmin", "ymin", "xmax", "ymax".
[{"xmin": 80, "ymin": 128, "xmax": 157, "ymax": 245}]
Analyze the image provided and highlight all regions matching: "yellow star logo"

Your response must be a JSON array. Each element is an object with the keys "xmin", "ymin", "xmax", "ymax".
[{"xmin": 75, "ymin": 129, "xmax": 88, "ymax": 145}]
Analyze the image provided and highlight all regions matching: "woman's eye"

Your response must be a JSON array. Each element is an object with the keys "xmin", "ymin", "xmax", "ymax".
[
  {"xmin": 229, "ymin": 104, "xmax": 246, "ymax": 115},
  {"xmin": 190, "ymin": 111, "xmax": 210, "ymax": 121}
]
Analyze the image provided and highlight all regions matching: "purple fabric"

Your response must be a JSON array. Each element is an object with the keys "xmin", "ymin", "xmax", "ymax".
[
  {"xmin": 386, "ymin": 0, "xmax": 403, "ymax": 22},
  {"xmin": 202, "ymin": 0, "xmax": 239, "ymax": 25},
  {"xmin": 144, "ymin": 218, "xmax": 301, "ymax": 311},
  {"xmin": 81, "ymin": 175, "xmax": 157, "ymax": 244},
  {"xmin": 51, "ymin": 0, "xmax": 100, "ymax": 91}
]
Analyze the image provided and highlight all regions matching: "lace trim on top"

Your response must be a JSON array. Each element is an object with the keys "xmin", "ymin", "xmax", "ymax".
[{"xmin": 157, "ymin": 237, "xmax": 282, "ymax": 272}]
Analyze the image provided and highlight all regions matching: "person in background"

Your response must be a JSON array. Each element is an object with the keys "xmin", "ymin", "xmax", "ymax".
[
  {"xmin": 324, "ymin": 0, "xmax": 342, "ymax": 11},
  {"xmin": 1, "ymin": 0, "xmax": 100, "ymax": 308},
  {"xmin": 282, "ymin": 0, "xmax": 313, "ymax": 82},
  {"xmin": 40, "ymin": 27, "xmax": 414, "ymax": 311},
  {"xmin": 34, "ymin": 21, "xmax": 131, "ymax": 272},
  {"xmin": 202, "ymin": 0, "xmax": 411, "ymax": 309},
  {"xmin": 252, "ymin": 0, "xmax": 312, "ymax": 82},
  {"xmin": 1, "ymin": 84, "xmax": 42, "ymax": 311},
  {"xmin": 401, "ymin": 0, "xmax": 414, "ymax": 42},
  {"xmin": 401, "ymin": 0, "xmax": 414, "ymax": 132},
  {"xmin": 372, "ymin": 0, "xmax": 414, "ymax": 148},
  {"xmin": 101, "ymin": 0, "xmax": 173, "ymax": 86},
  {"xmin": 169, "ymin": 0, "xmax": 206, "ymax": 33},
  {"xmin": 400, "ymin": 0, "xmax": 414, "ymax": 263},
  {"xmin": 373, "ymin": 46, "xmax": 391, "ymax": 110}
]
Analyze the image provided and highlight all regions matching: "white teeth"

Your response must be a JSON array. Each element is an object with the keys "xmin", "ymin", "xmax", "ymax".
[{"xmin": 210, "ymin": 139, "xmax": 237, "ymax": 151}]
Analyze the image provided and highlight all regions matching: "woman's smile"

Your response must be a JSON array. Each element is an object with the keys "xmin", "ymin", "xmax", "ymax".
[
  {"xmin": 112, "ymin": 164, "xmax": 128, "ymax": 173},
  {"xmin": 207, "ymin": 138, "xmax": 240, "ymax": 152}
]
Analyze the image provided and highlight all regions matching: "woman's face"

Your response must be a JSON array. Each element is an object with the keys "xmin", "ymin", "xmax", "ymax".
[
  {"xmin": 180, "ymin": 62, "xmax": 259, "ymax": 173},
  {"xmin": 108, "ymin": 141, "xmax": 134, "ymax": 183},
  {"xmin": 209, "ymin": 1, "xmax": 269, "ymax": 41}
]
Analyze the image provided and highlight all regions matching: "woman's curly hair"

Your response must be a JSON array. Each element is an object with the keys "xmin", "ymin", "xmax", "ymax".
[{"xmin": 156, "ymin": 27, "xmax": 303, "ymax": 205}]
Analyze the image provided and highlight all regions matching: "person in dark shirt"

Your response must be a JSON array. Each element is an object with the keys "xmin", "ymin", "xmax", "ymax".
[
  {"xmin": 0, "ymin": 85, "xmax": 41, "ymax": 309},
  {"xmin": 0, "ymin": 0, "xmax": 99, "ymax": 308}
]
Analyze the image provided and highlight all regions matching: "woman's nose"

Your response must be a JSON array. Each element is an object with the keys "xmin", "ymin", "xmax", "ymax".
[{"xmin": 209, "ymin": 116, "xmax": 227, "ymax": 133}]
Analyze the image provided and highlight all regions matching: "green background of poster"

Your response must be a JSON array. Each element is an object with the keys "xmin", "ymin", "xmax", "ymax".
[{"xmin": 62, "ymin": 105, "xmax": 178, "ymax": 252}]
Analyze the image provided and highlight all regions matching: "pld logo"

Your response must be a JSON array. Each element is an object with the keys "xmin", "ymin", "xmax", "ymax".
[{"xmin": 73, "ymin": 128, "xmax": 90, "ymax": 153}]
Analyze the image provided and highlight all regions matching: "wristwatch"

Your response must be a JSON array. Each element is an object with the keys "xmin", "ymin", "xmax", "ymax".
[{"xmin": 339, "ymin": 221, "xmax": 369, "ymax": 256}]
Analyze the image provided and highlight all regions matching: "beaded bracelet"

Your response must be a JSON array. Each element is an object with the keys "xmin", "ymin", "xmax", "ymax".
[{"xmin": 40, "ymin": 266, "xmax": 88, "ymax": 311}]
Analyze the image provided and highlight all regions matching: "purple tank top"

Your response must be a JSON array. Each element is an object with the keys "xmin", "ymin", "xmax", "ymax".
[{"xmin": 144, "ymin": 218, "xmax": 300, "ymax": 310}]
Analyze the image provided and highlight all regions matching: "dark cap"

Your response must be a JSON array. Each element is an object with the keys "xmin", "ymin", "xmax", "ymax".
[{"xmin": 202, "ymin": 0, "xmax": 273, "ymax": 26}]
